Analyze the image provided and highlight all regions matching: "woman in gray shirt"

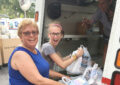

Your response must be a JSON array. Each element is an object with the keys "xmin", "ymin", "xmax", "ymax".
[{"xmin": 41, "ymin": 21, "xmax": 84, "ymax": 79}]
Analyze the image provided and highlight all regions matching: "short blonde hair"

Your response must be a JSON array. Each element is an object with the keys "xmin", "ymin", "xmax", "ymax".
[{"xmin": 17, "ymin": 19, "xmax": 39, "ymax": 37}]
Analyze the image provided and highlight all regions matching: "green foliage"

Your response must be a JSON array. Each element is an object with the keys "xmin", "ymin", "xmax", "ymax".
[{"xmin": 0, "ymin": 0, "xmax": 35, "ymax": 18}]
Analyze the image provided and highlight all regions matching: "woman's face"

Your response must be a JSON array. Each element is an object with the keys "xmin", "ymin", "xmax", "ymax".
[
  {"xmin": 98, "ymin": 0, "xmax": 110, "ymax": 13},
  {"xmin": 20, "ymin": 25, "xmax": 38, "ymax": 49},
  {"xmin": 48, "ymin": 26, "xmax": 63, "ymax": 47}
]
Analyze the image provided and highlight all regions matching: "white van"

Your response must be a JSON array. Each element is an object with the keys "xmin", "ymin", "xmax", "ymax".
[{"xmin": 35, "ymin": 0, "xmax": 118, "ymax": 84}]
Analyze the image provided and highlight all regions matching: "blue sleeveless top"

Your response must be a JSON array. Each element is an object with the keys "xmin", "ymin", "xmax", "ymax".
[{"xmin": 8, "ymin": 47, "xmax": 49, "ymax": 85}]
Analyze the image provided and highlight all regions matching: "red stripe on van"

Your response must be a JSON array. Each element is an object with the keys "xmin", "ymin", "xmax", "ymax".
[{"xmin": 102, "ymin": 77, "xmax": 111, "ymax": 85}]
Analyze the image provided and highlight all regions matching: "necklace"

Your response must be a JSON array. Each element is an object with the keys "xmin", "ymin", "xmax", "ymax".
[
  {"xmin": 22, "ymin": 45, "xmax": 37, "ymax": 54},
  {"xmin": 32, "ymin": 49, "xmax": 37, "ymax": 54}
]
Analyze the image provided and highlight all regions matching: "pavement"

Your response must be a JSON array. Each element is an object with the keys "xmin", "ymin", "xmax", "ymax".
[{"xmin": 0, "ymin": 66, "xmax": 9, "ymax": 85}]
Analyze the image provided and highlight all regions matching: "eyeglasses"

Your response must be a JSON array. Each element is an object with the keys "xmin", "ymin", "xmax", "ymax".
[
  {"xmin": 22, "ymin": 31, "xmax": 39, "ymax": 36},
  {"xmin": 50, "ymin": 32, "xmax": 61, "ymax": 36}
]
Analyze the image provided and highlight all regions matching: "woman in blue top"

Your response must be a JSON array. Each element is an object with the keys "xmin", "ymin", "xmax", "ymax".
[{"xmin": 8, "ymin": 19, "xmax": 65, "ymax": 85}]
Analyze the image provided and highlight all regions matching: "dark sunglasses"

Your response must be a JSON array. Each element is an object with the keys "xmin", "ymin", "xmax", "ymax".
[{"xmin": 22, "ymin": 31, "xmax": 39, "ymax": 36}]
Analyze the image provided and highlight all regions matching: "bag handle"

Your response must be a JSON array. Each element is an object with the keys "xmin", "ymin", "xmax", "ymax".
[{"xmin": 62, "ymin": 77, "xmax": 71, "ymax": 84}]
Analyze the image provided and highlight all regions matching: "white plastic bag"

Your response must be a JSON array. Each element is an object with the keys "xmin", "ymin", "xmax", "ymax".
[
  {"xmin": 66, "ymin": 54, "xmax": 83, "ymax": 74},
  {"xmin": 79, "ymin": 46, "xmax": 91, "ymax": 74},
  {"xmin": 82, "ymin": 63, "xmax": 103, "ymax": 85},
  {"xmin": 63, "ymin": 63, "xmax": 103, "ymax": 85},
  {"xmin": 62, "ymin": 76, "xmax": 89, "ymax": 85},
  {"xmin": 66, "ymin": 45, "xmax": 91, "ymax": 74}
]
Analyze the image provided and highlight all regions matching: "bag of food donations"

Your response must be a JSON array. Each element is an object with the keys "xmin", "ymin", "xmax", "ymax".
[
  {"xmin": 62, "ymin": 64, "xmax": 102, "ymax": 85},
  {"xmin": 66, "ymin": 45, "xmax": 91, "ymax": 75}
]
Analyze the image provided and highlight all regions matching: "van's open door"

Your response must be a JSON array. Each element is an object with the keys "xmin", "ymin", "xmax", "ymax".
[
  {"xmin": 35, "ymin": 0, "xmax": 45, "ymax": 49},
  {"xmin": 102, "ymin": 0, "xmax": 120, "ymax": 84}
]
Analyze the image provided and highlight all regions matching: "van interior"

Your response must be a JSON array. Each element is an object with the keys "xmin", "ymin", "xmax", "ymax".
[{"xmin": 41, "ymin": 0, "xmax": 111, "ymax": 72}]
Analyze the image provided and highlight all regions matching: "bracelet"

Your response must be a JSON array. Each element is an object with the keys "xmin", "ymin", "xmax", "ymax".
[{"xmin": 72, "ymin": 55, "xmax": 77, "ymax": 60}]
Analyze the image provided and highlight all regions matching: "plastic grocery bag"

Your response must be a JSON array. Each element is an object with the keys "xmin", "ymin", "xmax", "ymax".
[
  {"xmin": 63, "ymin": 63, "xmax": 103, "ymax": 85},
  {"xmin": 62, "ymin": 77, "xmax": 89, "ymax": 85},
  {"xmin": 82, "ymin": 64, "xmax": 103, "ymax": 85},
  {"xmin": 66, "ymin": 45, "xmax": 91, "ymax": 75},
  {"xmin": 66, "ymin": 54, "xmax": 82, "ymax": 74}
]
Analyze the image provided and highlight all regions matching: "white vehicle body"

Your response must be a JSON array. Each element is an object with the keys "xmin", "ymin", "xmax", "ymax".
[{"xmin": 102, "ymin": 0, "xmax": 120, "ymax": 84}]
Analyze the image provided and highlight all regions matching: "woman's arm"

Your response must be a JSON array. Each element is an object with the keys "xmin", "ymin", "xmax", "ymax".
[
  {"xmin": 62, "ymin": 56, "xmax": 71, "ymax": 61},
  {"xmin": 56, "ymin": 51, "xmax": 70, "ymax": 61},
  {"xmin": 49, "ymin": 53, "xmax": 76, "ymax": 69},
  {"xmin": 11, "ymin": 51, "xmax": 65, "ymax": 85},
  {"xmin": 49, "ymin": 70, "xmax": 70, "ymax": 79},
  {"xmin": 49, "ymin": 48, "xmax": 84, "ymax": 69}
]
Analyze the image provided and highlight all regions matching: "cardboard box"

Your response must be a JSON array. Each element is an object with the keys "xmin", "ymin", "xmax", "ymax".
[
  {"xmin": 0, "ymin": 38, "xmax": 2, "ymax": 66},
  {"xmin": 76, "ymin": 22, "xmax": 87, "ymax": 35},
  {"xmin": 0, "ymin": 50, "xmax": 2, "ymax": 66},
  {"xmin": 0, "ymin": 38, "xmax": 21, "ymax": 64}
]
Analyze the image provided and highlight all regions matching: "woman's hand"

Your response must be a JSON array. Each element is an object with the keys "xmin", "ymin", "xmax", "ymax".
[
  {"xmin": 75, "ymin": 47, "xmax": 84, "ymax": 58},
  {"xmin": 81, "ymin": 18, "xmax": 91, "ymax": 29},
  {"xmin": 71, "ymin": 47, "xmax": 84, "ymax": 60},
  {"xmin": 62, "ymin": 75, "xmax": 71, "ymax": 80}
]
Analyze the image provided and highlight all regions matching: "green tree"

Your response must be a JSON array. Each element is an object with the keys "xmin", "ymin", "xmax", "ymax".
[{"xmin": 0, "ymin": 0, "xmax": 35, "ymax": 18}]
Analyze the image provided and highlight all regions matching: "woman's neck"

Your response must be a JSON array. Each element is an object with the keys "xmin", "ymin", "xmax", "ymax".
[
  {"xmin": 22, "ymin": 45, "xmax": 37, "ymax": 54},
  {"xmin": 106, "ymin": 9, "xmax": 113, "ymax": 22},
  {"xmin": 49, "ymin": 42, "xmax": 56, "ymax": 48}
]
